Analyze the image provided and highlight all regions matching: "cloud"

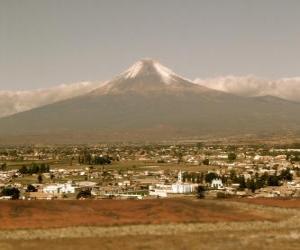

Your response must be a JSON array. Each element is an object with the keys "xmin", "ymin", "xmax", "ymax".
[
  {"xmin": 0, "ymin": 82, "xmax": 103, "ymax": 118},
  {"xmin": 195, "ymin": 76, "xmax": 300, "ymax": 102}
]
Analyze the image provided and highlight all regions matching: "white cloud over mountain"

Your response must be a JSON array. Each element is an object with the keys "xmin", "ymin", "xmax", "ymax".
[
  {"xmin": 195, "ymin": 76, "xmax": 300, "ymax": 102},
  {"xmin": 1, "ymin": 75, "xmax": 300, "ymax": 119},
  {"xmin": 0, "ymin": 82, "xmax": 102, "ymax": 118}
]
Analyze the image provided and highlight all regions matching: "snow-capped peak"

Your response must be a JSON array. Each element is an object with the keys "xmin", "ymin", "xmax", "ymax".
[
  {"xmin": 122, "ymin": 59, "xmax": 179, "ymax": 84},
  {"xmin": 90, "ymin": 58, "xmax": 202, "ymax": 96}
]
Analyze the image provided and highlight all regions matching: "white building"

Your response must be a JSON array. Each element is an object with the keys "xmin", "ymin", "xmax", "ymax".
[
  {"xmin": 171, "ymin": 170, "xmax": 198, "ymax": 193},
  {"xmin": 43, "ymin": 183, "xmax": 77, "ymax": 194},
  {"xmin": 211, "ymin": 178, "xmax": 224, "ymax": 189},
  {"xmin": 149, "ymin": 171, "xmax": 198, "ymax": 197},
  {"xmin": 171, "ymin": 182, "xmax": 196, "ymax": 193}
]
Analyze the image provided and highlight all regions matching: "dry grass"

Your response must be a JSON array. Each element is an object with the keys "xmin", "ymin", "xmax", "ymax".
[
  {"xmin": 1, "ymin": 228, "xmax": 300, "ymax": 250},
  {"xmin": 1, "ymin": 198, "xmax": 299, "ymax": 250},
  {"xmin": 0, "ymin": 198, "xmax": 280, "ymax": 230},
  {"xmin": 233, "ymin": 198, "xmax": 300, "ymax": 209}
]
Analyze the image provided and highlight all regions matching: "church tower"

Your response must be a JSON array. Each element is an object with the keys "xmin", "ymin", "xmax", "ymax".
[{"xmin": 178, "ymin": 170, "xmax": 183, "ymax": 183}]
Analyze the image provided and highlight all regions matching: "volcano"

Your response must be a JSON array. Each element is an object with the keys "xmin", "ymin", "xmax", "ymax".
[
  {"xmin": 0, "ymin": 59, "xmax": 299, "ymax": 143},
  {"xmin": 91, "ymin": 58, "xmax": 211, "ymax": 94}
]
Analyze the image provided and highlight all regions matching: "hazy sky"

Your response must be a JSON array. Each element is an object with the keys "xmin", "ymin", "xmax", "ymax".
[{"xmin": 1, "ymin": 0, "xmax": 300, "ymax": 90}]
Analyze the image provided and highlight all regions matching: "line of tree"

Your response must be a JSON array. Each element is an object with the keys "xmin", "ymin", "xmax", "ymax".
[
  {"xmin": 19, "ymin": 163, "xmax": 50, "ymax": 174},
  {"xmin": 78, "ymin": 153, "xmax": 112, "ymax": 165},
  {"xmin": 227, "ymin": 168, "xmax": 293, "ymax": 192},
  {"xmin": 185, "ymin": 167, "xmax": 293, "ymax": 193},
  {"xmin": 182, "ymin": 172, "xmax": 205, "ymax": 183}
]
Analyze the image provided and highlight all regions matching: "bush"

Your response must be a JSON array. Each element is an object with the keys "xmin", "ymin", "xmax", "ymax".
[
  {"xmin": 196, "ymin": 185, "xmax": 206, "ymax": 199},
  {"xmin": 76, "ymin": 189, "xmax": 92, "ymax": 199}
]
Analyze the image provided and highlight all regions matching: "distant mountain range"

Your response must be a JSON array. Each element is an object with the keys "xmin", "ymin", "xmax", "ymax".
[{"xmin": 0, "ymin": 59, "xmax": 299, "ymax": 143}]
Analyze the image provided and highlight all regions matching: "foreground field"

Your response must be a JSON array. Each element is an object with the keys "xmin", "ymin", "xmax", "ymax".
[
  {"xmin": 0, "ymin": 198, "xmax": 279, "ymax": 229},
  {"xmin": 0, "ymin": 198, "xmax": 299, "ymax": 250},
  {"xmin": 234, "ymin": 198, "xmax": 300, "ymax": 208},
  {"xmin": 1, "ymin": 229, "xmax": 299, "ymax": 250}
]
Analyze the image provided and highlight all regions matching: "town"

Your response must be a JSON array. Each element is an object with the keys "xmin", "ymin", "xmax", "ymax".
[{"xmin": 1, "ymin": 142, "xmax": 300, "ymax": 200}]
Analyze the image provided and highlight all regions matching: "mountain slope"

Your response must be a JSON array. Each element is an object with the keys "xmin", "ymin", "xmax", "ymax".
[{"xmin": 0, "ymin": 59, "xmax": 299, "ymax": 143}]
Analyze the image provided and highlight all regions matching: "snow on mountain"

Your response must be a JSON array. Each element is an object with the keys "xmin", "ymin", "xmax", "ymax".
[
  {"xmin": 0, "ymin": 81, "xmax": 102, "ymax": 118},
  {"xmin": 91, "ymin": 59, "xmax": 201, "ymax": 95},
  {"xmin": 120, "ymin": 59, "xmax": 192, "ymax": 84},
  {"xmin": 195, "ymin": 76, "xmax": 300, "ymax": 102}
]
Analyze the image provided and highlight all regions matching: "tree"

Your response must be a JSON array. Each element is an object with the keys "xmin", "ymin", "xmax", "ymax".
[
  {"xmin": 202, "ymin": 159, "xmax": 209, "ymax": 165},
  {"xmin": 196, "ymin": 185, "xmax": 206, "ymax": 199},
  {"xmin": 76, "ymin": 189, "xmax": 92, "ymax": 199},
  {"xmin": 38, "ymin": 174, "xmax": 43, "ymax": 184},
  {"xmin": 50, "ymin": 174, "xmax": 55, "ymax": 182},
  {"xmin": 246, "ymin": 179, "xmax": 256, "ymax": 193},
  {"xmin": 228, "ymin": 152, "xmax": 237, "ymax": 161},
  {"xmin": 19, "ymin": 165, "xmax": 28, "ymax": 174},
  {"xmin": 177, "ymin": 151, "xmax": 183, "ymax": 163},
  {"xmin": 229, "ymin": 170, "xmax": 238, "ymax": 182},
  {"xmin": 26, "ymin": 184, "xmax": 37, "ymax": 192},
  {"xmin": 255, "ymin": 177, "xmax": 265, "ymax": 189},
  {"xmin": 237, "ymin": 176, "xmax": 246, "ymax": 190},
  {"xmin": 267, "ymin": 175, "xmax": 280, "ymax": 186},
  {"xmin": 279, "ymin": 168, "xmax": 293, "ymax": 181},
  {"xmin": 0, "ymin": 163, "xmax": 7, "ymax": 171},
  {"xmin": 205, "ymin": 172, "xmax": 219, "ymax": 183},
  {"xmin": 1, "ymin": 187, "xmax": 20, "ymax": 199},
  {"xmin": 85, "ymin": 153, "xmax": 92, "ymax": 165},
  {"xmin": 93, "ymin": 156, "xmax": 111, "ymax": 165}
]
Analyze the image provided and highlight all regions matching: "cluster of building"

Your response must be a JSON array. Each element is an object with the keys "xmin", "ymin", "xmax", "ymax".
[{"xmin": 0, "ymin": 143, "xmax": 300, "ymax": 200}]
